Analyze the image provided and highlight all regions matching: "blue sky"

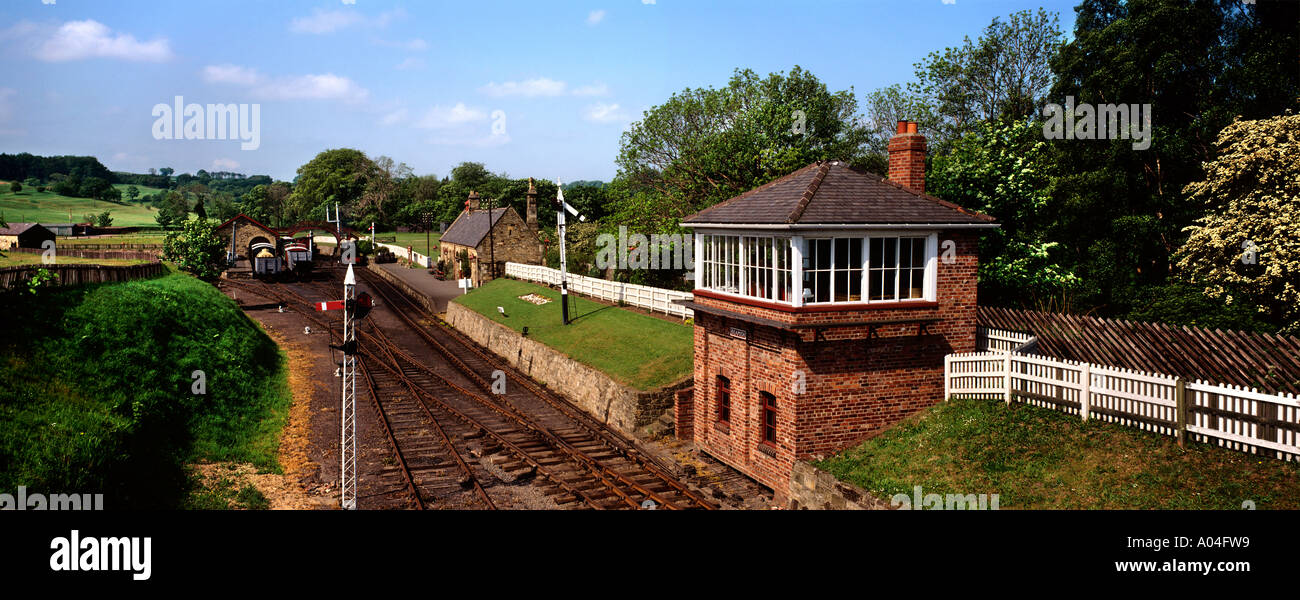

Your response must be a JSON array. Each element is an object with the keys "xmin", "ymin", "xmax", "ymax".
[{"xmin": 0, "ymin": 0, "xmax": 1079, "ymax": 182}]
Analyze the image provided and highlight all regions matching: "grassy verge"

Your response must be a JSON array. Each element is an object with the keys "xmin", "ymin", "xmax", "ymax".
[
  {"xmin": 0, "ymin": 271, "xmax": 292, "ymax": 507},
  {"xmin": 453, "ymin": 278, "xmax": 692, "ymax": 391},
  {"xmin": 815, "ymin": 399, "xmax": 1300, "ymax": 509}
]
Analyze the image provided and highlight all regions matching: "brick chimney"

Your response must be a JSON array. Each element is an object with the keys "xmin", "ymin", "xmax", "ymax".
[
  {"xmin": 526, "ymin": 178, "xmax": 538, "ymax": 226},
  {"xmin": 466, "ymin": 190, "xmax": 480, "ymax": 211},
  {"xmin": 888, "ymin": 120, "xmax": 927, "ymax": 193}
]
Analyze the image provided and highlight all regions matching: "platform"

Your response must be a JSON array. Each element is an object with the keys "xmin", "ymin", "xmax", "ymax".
[{"xmin": 370, "ymin": 262, "xmax": 463, "ymax": 313}]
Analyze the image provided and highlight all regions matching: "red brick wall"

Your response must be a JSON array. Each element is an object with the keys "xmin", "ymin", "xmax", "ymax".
[
  {"xmin": 674, "ymin": 387, "xmax": 694, "ymax": 440},
  {"xmin": 690, "ymin": 232, "xmax": 980, "ymax": 498}
]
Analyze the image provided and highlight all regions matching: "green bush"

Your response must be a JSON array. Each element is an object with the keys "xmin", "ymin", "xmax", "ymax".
[{"xmin": 0, "ymin": 273, "xmax": 289, "ymax": 507}]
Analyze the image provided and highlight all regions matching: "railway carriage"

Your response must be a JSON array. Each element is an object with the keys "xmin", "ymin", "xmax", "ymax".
[
  {"xmin": 284, "ymin": 241, "xmax": 314, "ymax": 276},
  {"xmin": 251, "ymin": 242, "xmax": 281, "ymax": 277}
]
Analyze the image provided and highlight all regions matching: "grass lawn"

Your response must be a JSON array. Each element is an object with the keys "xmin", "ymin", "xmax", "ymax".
[
  {"xmin": 453, "ymin": 278, "xmax": 693, "ymax": 391},
  {"xmin": 816, "ymin": 399, "xmax": 1300, "ymax": 509},
  {"xmin": 374, "ymin": 231, "xmax": 441, "ymax": 258},
  {"xmin": 0, "ymin": 185, "xmax": 162, "ymax": 227},
  {"xmin": 0, "ymin": 253, "xmax": 152, "ymax": 267},
  {"xmin": 56, "ymin": 232, "xmax": 169, "ymax": 246}
]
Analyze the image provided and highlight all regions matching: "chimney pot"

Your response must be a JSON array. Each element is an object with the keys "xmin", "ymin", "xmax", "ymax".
[
  {"xmin": 896, "ymin": 120, "xmax": 908, "ymax": 135},
  {"xmin": 907, "ymin": 121, "xmax": 918, "ymax": 134}
]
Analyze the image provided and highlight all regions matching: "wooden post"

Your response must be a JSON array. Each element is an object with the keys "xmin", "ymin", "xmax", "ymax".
[
  {"xmin": 1003, "ymin": 353, "xmax": 1013, "ymax": 406},
  {"xmin": 1175, "ymin": 377, "xmax": 1188, "ymax": 449},
  {"xmin": 1080, "ymin": 363, "xmax": 1091, "ymax": 422},
  {"xmin": 943, "ymin": 354, "xmax": 952, "ymax": 401}
]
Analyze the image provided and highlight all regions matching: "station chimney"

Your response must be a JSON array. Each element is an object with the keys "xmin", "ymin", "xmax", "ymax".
[{"xmin": 888, "ymin": 120, "xmax": 927, "ymax": 194}]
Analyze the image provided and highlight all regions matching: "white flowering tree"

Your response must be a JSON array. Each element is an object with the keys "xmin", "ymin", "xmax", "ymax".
[{"xmin": 1177, "ymin": 113, "xmax": 1300, "ymax": 333}]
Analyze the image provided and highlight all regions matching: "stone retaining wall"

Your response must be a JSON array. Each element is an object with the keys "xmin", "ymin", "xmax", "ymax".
[
  {"xmin": 444, "ymin": 301, "xmax": 690, "ymax": 435},
  {"xmin": 788, "ymin": 461, "xmax": 892, "ymax": 510}
]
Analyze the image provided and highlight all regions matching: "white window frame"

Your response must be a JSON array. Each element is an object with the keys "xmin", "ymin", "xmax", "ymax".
[{"xmin": 693, "ymin": 230, "xmax": 938, "ymax": 306}]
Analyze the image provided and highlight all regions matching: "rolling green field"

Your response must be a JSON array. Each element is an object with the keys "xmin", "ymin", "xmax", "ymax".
[
  {"xmin": 453, "ymin": 278, "xmax": 693, "ymax": 391},
  {"xmin": 374, "ymin": 231, "xmax": 441, "ymax": 257},
  {"xmin": 816, "ymin": 399, "xmax": 1300, "ymax": 509},
  {"xmin": 0, "ymin": 182, "xmax": 166, "ymax": 227}
]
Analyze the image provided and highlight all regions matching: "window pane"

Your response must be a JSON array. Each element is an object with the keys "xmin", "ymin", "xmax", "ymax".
[
  {"xmin": 834, "ymin": 270, "xmax": 849, "ymax": 302},
  {"xmin": 910, "ymin": 267, "xmax": 925, "ymax": 298},
  {"xmin": 849, "ymin": 269, "xmax": 862, "ymax": 301},
  {"xmin": 814, "ymin": 239, "xmax": 831, "ymax": 269},
  {"xmin": 869, "ymin": 237, "xmax": 883, "ymax": 268},
  {"xmin": 911, "ymin": 238, "xmax": 925, "ymax": 268},
  {"xmin": 869, "ymin": 269, "xmax": 883, "ymax": 300},
  {"xmin": 834, "ymin": 238, "xmax": 849, "ymax": 269},
  {"xmin": 884, "ymin": 238, "xmax": 897, "ymax": 267},
  {"xmin": 815, "ymin": 271, "xmax": 830, "ymax": 303},
  {"xmin": 883, "ymin": 269, "xmax": 896, "ymax": 300}
]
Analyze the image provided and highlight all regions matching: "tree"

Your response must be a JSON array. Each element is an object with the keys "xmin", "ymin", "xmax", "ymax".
[
  {"xmin": 162, "ymin": 217, "xmax": 226, "ymax": 280},
  {"xmin": 614, "ymin": 66, "xmax": 872, "ymax": 233},
  {"xmin": 159, "ymin": 167, "xmax": 174, "ymax": 177},
  {"xmin": 8, "ymin": 181, "xmax": 19, "ymax": 193},
  {"xmin": 1176, "ymin": 113, "xmax": 1300, "ymax": 334},
  {"xmin": 913, "ymin": 8, "xmax": 1064, "ymax": 138},
  {"xmin": 96, "ymin": 211, "xmax": 113, "ymax": 227},
  {"xmin": 1046, "ymin": 0, "xmax": 1300, "ymax": 316},
  {"xmin": 154, "ymin": 190, "xmax": 188, "ymax": 229},
  {"xmin": 929, "ymin": 118, "xmax": 1078, "ymax": 306},
  {"xmin": 126, "ymin": 185, "xmax": 140, "ymax": 202},
  {"xmin": 288, "ymin": 149, "xmax": 377, "ymax": 223}
]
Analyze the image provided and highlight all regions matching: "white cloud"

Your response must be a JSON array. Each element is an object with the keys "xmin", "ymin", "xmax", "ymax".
[
  {"xmin": 416, "ymin": 103, "xmax": 488, "ymax": 129},
  {"xmin": 289, "ymin": 9, "xmax": 364, "ymax": 34},
  {"xmin": 212, "ymin": 158, "xmax": 240, "ymax": 170},
  {"xmin": 375, "ymin": 38, "xmax": 428, "ymax": 51},
  {"xmin": 379, "ymin": 108, "xmax": 409, "ymax": 126},
  {"xmin": 394, "ymin": 57, "xmax": 425, "ymax": 71},
  {"xmin": 942, "ymin": 0, "xmax": 956, "ymax": 4},
  {"xmin": 587, "ymin": 10, "xmax": 607, "ymax": 26},
  {"xmin": 203, "ymin": 65, "xmax": 370, "ymax": 103},
  {"xmin": 479, "ymin": 78, "xmax": 567, "ymax": 98},
  {"xmin": 584, "ymin": 102, "xmax": 628, "ymax": 123},
  {"xmin": 202, "ymin": 64, "xmax": 263, "ymax": 86},
  {"xmin": 34, "ymin": 20, "xmax": 173, "ymax": 62},
  {"xmin": 642, "ymin": 0, "xmax": 656, "ymax": 4},
  {"xmin": 290, "ymin": 8, "xmax": 405, "ymax": 34},
  {"xmin": 572, "ymin": 83, "xmax": 610, "ymax": 97}
]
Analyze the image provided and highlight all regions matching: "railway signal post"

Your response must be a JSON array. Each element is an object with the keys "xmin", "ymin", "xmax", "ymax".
[
  {"xmin": 317, "ymin": 266, "xmax": 372, "ymax": 509},
  {"xmin": 554, "ymin": 181, "xmax": 585, "ymax": 325}
]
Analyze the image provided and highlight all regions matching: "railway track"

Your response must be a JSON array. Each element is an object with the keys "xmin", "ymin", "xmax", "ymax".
[{"xmin": 222, "ymin": 268, "xmax": 715, "ymax": 509}]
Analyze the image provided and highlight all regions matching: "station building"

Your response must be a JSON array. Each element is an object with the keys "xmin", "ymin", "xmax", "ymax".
[
  {"xmin": 676, "ymin": 121, "xmax": 998, "ymax": 499},
  {"xmin": 214, "ymin": 213, "xmax": 280, "ymax": 260},
  {"xmin": 439, "ymin": 180, "xmax": 544, "ymax": 286}
]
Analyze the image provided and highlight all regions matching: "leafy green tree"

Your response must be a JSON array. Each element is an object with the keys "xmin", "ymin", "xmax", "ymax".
[
  {"xmin": 929, "ymin": 118, "xmax": 1078, "ymax": 306},
  {"xmin": 913, "ymin": 8, "xmax": 1064, "ymax": 141},
  {"xmin": 614, "ymin": 66, "xmax": 872, "ymax": 233},
  {"xmin": 163, "ymin": 218, "xmax": 226, "ymax": 280},
  {"xmin": 96, "ymin": 211, "xmax": 113, "ymax": 227},
  {"xmin": 288, "ymin": 149, "xmax": 378, "ymax": 223},
  {"xmin": 8, "ymin": 181, "xmax": 19, "ymax": 193},
  {"xmin": 1046, "ymin": 0, "xmax": 1300, "ymax": 317},
  {"xmin": 1176, "ymin": 113, "xmax": 1300, "ymax": 334},
  {"xmin": 126, "ymin": 185, "xmax": 140, "ymax": 202},
  {"xmin": 154, "ymin": 190, "xmax": 189, "ymax": 229}
]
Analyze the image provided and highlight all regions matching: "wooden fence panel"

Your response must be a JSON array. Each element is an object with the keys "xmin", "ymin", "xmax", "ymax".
[
  {"xmin": 0, "ymin": 261, "xmax": 164, "ymax": 290},
  {"xmin": 945, "ymin": 351, "xmax": 1300, "ymax": 461},
  {"xmin": 504, "ymin": 262, "xmax": 693, "ymax": 319}
]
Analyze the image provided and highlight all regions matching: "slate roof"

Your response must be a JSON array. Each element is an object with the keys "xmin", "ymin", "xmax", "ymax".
[
  {"xmin": 0, "ymin": 223, "xmax": 49, "ymax": 236},
  {"xmin": 681, "ymin": 161, "xmax": 996, "ymax": 227},
  {"xmin": 440, "ymin": 207, "xmax": 512, "ymax": 248}
]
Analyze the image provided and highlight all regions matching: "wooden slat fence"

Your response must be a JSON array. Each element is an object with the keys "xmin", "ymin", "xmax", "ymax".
[
  {"xmin": 504, "ymin": 262, "xmax": 693, "ymax": 319},
  {"xmin": 978, "ymin": 306, "xmax": 1300, "ymax": 395},
  {"xmin": 0, "ymin": 261, "xmax": 164, "ymax": 289},
  {"xmin": 945, "ymin": 351, "xmax": 1300, "ymax": 461},
  {"xmin": 6, "ymin": 247, "xmax": 160, "ymax": 260}
]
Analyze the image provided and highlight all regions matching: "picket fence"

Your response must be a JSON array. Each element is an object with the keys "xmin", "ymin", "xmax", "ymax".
[
  {"xmin": 945, "ymin": 351, "xmax": 1300, "ymax": 461},
  {"xmin": 504, "ymin": 262, "xmax": 693, "ymax": 319}
]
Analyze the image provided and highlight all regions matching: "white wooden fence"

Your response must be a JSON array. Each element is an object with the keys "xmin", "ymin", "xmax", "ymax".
[
  {"xmin": 945, "ymin": 351, "xmax": 1300, "ymax": 460},
  {"xmin": 504, "ymin": 262, "xmax": 694, "ymax": 319},
  {"xmin": 976, "ymin": 326, "xmax": 1037, "ymax": 353}
]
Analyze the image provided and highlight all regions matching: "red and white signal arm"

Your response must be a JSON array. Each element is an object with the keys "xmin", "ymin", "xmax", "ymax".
[
  {"xmin": 317, "ymin": 293, "xmax": 372, "ymax": 316},
  {"xmin": 316, "ymin": 300, "xmax": 344, "ymax": 311}
]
